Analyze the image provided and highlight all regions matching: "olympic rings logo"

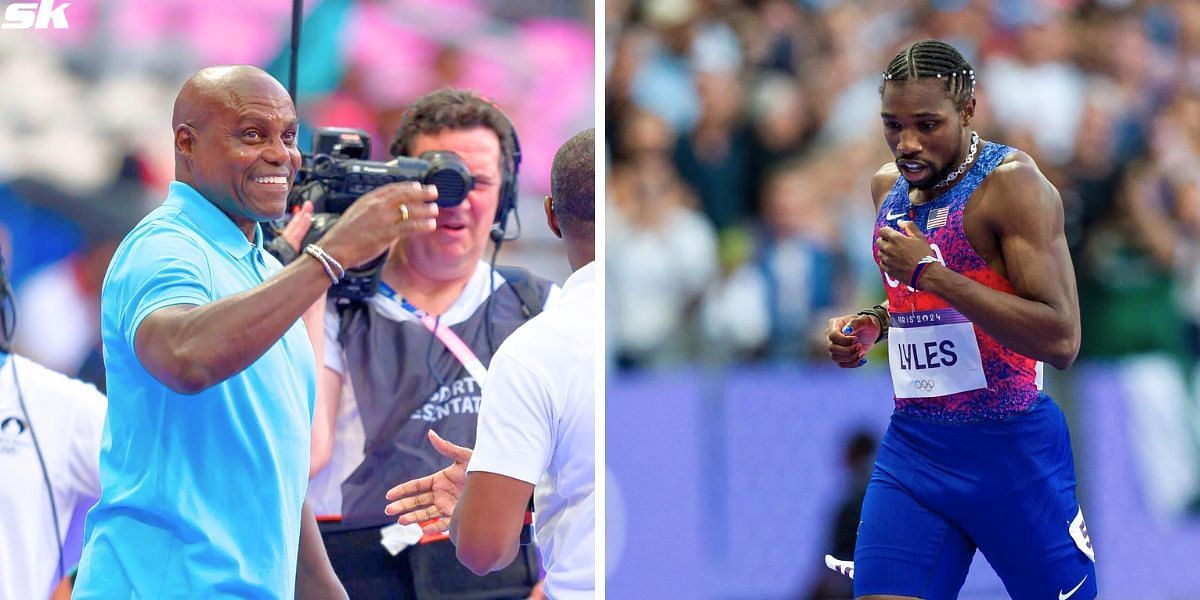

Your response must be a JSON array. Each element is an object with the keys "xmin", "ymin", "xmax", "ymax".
[{"xmin": 912, "ymin": 379, "xmax": 935, "ymax": 392}]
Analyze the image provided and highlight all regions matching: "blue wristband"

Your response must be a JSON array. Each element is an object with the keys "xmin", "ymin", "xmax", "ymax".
[{"xmin": 909, "ymin": 256, "xmax": 939, "ymax": 289}]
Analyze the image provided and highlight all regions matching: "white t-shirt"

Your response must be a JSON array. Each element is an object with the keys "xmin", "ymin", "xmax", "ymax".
[
  {"xmin": 0, "ymin": 353, "xmax": 106, "ymax": 600},
  {"xmin": 607, "ymin": 202, "xmax": 717, "ymax": 358},
  {"xmin": 468, "ymin": 262, "xmax": 596, "ymax": 599}
]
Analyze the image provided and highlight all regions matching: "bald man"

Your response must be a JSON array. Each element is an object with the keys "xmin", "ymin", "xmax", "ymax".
[{"xmin": 73, "ymin": 66, "xmax": 437, "ymax": 599}]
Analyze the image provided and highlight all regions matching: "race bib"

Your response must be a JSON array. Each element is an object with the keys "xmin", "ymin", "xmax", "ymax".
[{"xmin": 887, "ymin": 308, "xmax": 987, "ymax": 398}]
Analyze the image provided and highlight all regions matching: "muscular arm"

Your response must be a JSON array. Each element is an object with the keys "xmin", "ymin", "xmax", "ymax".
[
  {"xmin": 916, "ymin": 160, "xmax": 1081, "ymax": 369},
  {"xmin": 449, "ymin": 472, "xmax": 533, "ymax": 576},
  {"xmin": 135, "ymin": 181, "xmax": 437, "ymax": 394},
  {"xmin": 134, "ymin": 256, "xmax": 331, "ymax": 394}
]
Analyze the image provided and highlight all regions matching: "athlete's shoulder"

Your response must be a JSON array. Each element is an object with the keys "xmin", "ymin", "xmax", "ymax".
[
  {"xmin": 985, "ymin": 150, "xmax": 1061, "ymax": 209},
  {"xmin": 987, "ymin": 149, "xmax": 1053, "ymax": 192},
  {"xmin": 871, "ymin": 162, "xmax": 901, "ymax": 208}
]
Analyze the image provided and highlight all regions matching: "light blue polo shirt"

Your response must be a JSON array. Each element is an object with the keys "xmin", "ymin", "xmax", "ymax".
[{"xmin": 75, "ymin": 182, "xmax": 315, "ymax": 599}]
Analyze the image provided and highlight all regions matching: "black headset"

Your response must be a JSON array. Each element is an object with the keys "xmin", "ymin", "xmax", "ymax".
[
  {"xmin": 481, "ymin": 104, "xmax": 523, "ymax": 353},
  {"xmin": 0, "ymin": 253, "xmax": 65, "ymax": 582},
  {"xmin": 491, "ymin": 107, "xmax": 523, "ymax": 245}
]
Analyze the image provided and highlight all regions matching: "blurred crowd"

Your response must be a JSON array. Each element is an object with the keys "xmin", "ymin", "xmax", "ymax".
[
  {"xmin": 0, "ymin": 0, "xmax": 593, "ymax": 391},
  {"xmin": 605, "ymin": 0, "xmax": 1200, "ymax": 369}
]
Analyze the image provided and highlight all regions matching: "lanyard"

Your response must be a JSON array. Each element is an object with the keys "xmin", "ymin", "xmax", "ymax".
[{"xmin": 378, "ymin": 283, "xmax": 488, "ymax": 385}]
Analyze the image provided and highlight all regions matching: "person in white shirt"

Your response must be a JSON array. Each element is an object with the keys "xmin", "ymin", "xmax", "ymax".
[
  {"xmin": 0, "ymin": 255, "xmax": 106, "ymax": 600},
  {"xmin": 385, "ymin": 128, "xmax": 596, "ymax": 599}
]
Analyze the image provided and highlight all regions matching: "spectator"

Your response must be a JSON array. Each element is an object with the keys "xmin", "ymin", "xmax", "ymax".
[{"xmin": 609, "ymin": 109, "xmax": 717, "ymax": 368}]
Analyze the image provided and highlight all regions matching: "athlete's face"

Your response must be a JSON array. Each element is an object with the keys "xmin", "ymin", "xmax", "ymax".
[{"xmin": 881, "ymin": 79, "xmax": 975, "ymax": 190}]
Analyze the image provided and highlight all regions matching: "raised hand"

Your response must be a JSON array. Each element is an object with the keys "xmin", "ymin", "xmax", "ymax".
[
  {"xmin": 875, "ymin": 219, "xmax": 934, "ymax": 285},
  {"xmin": 280, "ymin": 200, "xmax": 315, "ymax": 251},
  {"xmin": 383, "ymin": 430, "xmax": 474, "ymax": 535}
]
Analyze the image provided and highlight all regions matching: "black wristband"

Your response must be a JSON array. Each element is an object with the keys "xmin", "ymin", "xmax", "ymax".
[{"xmin": 854, "ymin": 304, "xmax": 889, "ymax": 344}]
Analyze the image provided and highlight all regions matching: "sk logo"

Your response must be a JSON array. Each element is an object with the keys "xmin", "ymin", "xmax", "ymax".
[{"xmin": 2, "ymin": 0, "xmax": 71, "ymax": 30}]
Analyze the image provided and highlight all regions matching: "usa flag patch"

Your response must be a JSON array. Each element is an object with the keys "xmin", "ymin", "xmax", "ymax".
[{"xmin": 927, "ymin": 207, "xmax": 949, "ymax": 230}]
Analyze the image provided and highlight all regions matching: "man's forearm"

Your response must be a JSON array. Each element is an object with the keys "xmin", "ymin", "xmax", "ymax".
[
  {"xmin": 296, "ymin": 500, "xmax": 346, "ymax": 600},
  {"xmin": 450, "ymin": 515, "xmax": 521, "ymax": 576},
  {"xmin": 135, "ymin": 255, "xmax": 332, "ymax": 393},
  {"xmin": 918, "ymin": 263, "xmax": 1078, "ymax": 368},
  {"xmin": 448, "ymin": 472, "xmax": 532, "ymax": 576}
]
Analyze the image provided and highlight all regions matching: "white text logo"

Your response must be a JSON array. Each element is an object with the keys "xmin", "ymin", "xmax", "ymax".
[{"xmin": 2, "ymin": 0, "xmax": 71, "ymax": 30}]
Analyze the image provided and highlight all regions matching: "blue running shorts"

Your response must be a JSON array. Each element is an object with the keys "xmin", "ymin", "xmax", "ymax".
[{"xmin": 853, "ymin": 395, "xmax": 1097, "ymax": 600}]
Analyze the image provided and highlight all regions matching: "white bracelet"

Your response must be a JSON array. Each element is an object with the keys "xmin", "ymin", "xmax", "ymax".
[
  {"xmin": 304, "ymin": 244, "xmax": 345, "ymax": 284},
  {"xmin": 304, "ymin": 246, "xmax": 338, "ymax": 284}
]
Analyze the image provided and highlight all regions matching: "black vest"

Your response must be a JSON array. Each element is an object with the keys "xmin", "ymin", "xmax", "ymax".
[{"xmin": 332, "ymin": 266, "xmax": 552, "ymax": 530}]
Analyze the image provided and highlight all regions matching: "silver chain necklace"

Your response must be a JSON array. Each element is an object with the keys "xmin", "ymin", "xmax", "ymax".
[{"xmin": 933, "ymin": 131, "xmax": 979, "ymax": 190}]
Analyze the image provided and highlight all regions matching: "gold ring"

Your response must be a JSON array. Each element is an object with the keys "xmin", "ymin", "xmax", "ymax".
[{"xmin": 399, "ymin": 204, "xmax": 410, "ymax": 221}]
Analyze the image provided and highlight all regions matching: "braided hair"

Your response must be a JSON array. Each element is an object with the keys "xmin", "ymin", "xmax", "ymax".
[{"xmin": 880, "ymin": 40, "xmax": 976, "ymax": 109}]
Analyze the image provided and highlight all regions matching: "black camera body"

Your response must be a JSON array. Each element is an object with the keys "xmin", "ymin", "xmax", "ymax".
[
  {"xmin": 269, "ymin": 127, "xmax": 474, "ymax": 303},
  {"xmin": 295, "ymin": 127, "xmax": 474, "ymax": 213}
]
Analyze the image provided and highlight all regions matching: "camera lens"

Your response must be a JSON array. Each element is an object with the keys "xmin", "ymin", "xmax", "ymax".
[
  {"xmin": 420, "ymin": 151, "xmax": 474, "ymax": 208},
  {"xmin": 429, "ymin": 169, "xmax": 469, "ymax": 207}
]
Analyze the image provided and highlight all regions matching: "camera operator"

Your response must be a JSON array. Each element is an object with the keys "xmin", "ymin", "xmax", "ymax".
[
  {"xmin": 305, "ymin": 89, "xmax": 555, "ymax": 599},
  {"xmin": 385, "ymin": 128, "xmax": 597, "ymax": 599}
]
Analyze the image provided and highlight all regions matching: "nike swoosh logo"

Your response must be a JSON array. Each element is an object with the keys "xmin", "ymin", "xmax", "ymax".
[
  {"xmin": 1059, "ymin": 574, "xmax": 1088, "ymax": 600},
  {"xmin": 886, "ymin": 211, "xmax": 906, "ymax": 220}
]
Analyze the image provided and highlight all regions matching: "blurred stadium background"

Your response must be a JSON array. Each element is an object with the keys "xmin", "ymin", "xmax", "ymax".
[
  {"xmin": 606, "ymin": 0, "xmax": 1200, "ymax": 598},
  {"xmin": 0, "ymin": 0, "xmax": 594, "ymax": 387},
  {"xmin": 0, "ymin": 0, "xmax": 593, "ymax": 576}
]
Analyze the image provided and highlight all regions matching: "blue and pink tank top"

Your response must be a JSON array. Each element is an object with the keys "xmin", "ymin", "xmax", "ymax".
[{"xmin": 873, "ymin": 141, "xmax": 1043, "ymax": 423}]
